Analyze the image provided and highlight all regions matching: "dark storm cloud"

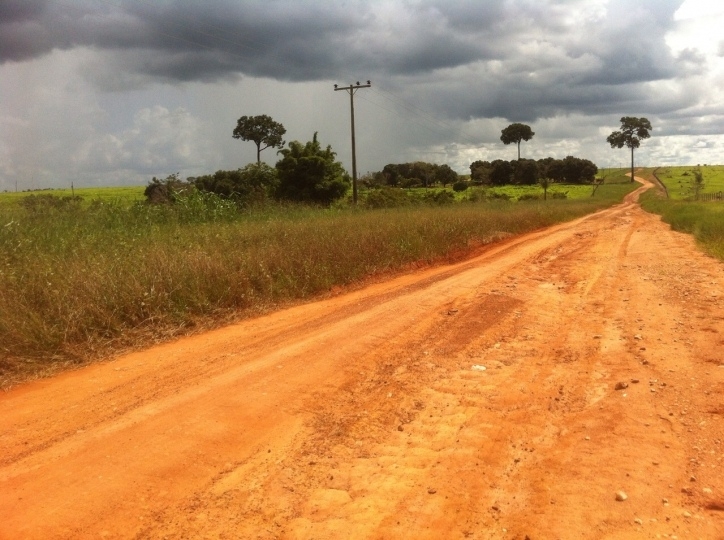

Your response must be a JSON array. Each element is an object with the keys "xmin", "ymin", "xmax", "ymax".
[{"xmin": 0, "ymin": 0, "xmax": 695, "ymax": 121}]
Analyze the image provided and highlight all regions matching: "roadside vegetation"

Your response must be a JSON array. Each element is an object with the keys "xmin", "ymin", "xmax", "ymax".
[
  {"xmin": 0, "ymin": 180, "xmax": 635, "ymax": 387},
  {"xmin": 638, "ymin": 167, "xmax": 724, "ymax": 262},
  {"xmin": 0, "ymin": 115, "xmax": 644, "ymax": 386}
]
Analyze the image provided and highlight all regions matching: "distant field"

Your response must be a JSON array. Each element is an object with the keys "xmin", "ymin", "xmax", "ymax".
[
  {"xmin": 0, "ymin": 186, "xmax": 146, "ymax": 205},
  {"xmin": 653, "ymin": 165, "xmax": 724, "ymax": 199},
  {"xmin": 371, "ymin": 175, "xmax": 631, "ymax": 203}
]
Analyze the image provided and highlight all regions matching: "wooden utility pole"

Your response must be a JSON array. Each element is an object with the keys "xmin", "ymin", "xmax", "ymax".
[{"xmin": 334, "ymin": 81, "xmax": 371, "ymax": 204}]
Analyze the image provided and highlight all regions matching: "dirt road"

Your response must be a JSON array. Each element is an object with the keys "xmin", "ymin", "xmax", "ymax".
[{"xmin": 2, "ymin": 179, "xmax": 723, "ymax": 539}]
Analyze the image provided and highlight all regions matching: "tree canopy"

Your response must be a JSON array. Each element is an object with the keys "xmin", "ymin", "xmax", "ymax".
[
  {"xmin": 275, "ymin": 133, "xmax": 350, "ymax": 205},
  {"xmin": 192, "ymin": 163, "xmax": 279, "ymax": 205},
  {"xmin": 500, "ymin": 123, "xmax": 535, "ymax": 160},
  {"xmin": 233, "ymin": 114, "xmax": 286, "ymax": 165},
  {"xmin": 606, "ymin": 117, "xmax": 652, "ymax": 182}
]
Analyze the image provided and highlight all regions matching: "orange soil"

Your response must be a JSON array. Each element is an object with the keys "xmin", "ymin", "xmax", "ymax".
[{"xmin": 1, "ymin": 178, "xmax": 723, "ymax": 539}]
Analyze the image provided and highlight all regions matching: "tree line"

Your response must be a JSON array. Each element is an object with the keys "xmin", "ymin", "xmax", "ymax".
[{"xmin": 145, "ymin": 115, "xmax": 652, "ymax": 206}]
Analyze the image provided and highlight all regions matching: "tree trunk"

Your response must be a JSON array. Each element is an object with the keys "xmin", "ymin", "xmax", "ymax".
[
  {"xmin": 517, "ymin": 141, "xmax": 521, "ymax": 160},
  {"xmin": 630, "ymin": 146, "xmax": 634, "ymax": 183},
  {"xmin": 256, "ymin": 144, "xmax": 261, "ymax": 165}
]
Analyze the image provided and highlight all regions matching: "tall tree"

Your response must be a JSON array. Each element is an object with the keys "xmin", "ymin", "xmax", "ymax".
[
  {"xmin": 500, "ymin": 123, "xmax": 535, "ymax": 160},
  {"xmin": 606, "ymin": 117, "xmax": 652, "ymax": 182},
  {"xmin": 233, "ymin": 114, "xmax": 286, "ymax": 165}
]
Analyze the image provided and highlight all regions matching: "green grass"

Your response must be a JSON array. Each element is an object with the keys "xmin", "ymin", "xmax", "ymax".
[
  {"xmin": 652, "ymin": 165, "xmax": 724, "ymax": 200},
  {"xmin": 0, "ymin": 183, "xmax": 636, "ymax": 387},
  {"xmin": 0, "ymin": 186, "xmax": 146, "ymax": 206},
  {"xmin": 641, "ymin": 191, "xmax": 724, "ymax": 260}
]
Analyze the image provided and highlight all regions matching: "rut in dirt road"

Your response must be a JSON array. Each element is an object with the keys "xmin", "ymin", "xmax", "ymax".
[{"xmin": 1, "ymin": 179, "xmax": 723, "ymax": 540}]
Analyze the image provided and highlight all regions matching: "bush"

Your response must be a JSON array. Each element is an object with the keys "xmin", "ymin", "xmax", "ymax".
[
  {"xmin": 145, "ymin": 173, "xmax": 194, "ymax": 204},
  {"xmin": 550, "ymin": 191, "xmax": 568, "ymax": 199},
  {"xmin": 365, "ymin": 187, "xmax": 414, "ymax": 209},
  {"xmin": 423, "ymin": 190, "xmax": 455, "ymax": 205},
  {"xmin": 192, "ymin": 164, "xmax": 278, "ymax": 206},
  {"xmin": 19, "ymin": 194, "xmax": 83, "ymax": 211},
  {"xmin": 275, "ymin": 133, "xmax": 350, "ymax": 205},
  {"xmin": 452, "ymin": 181, "xmax": 469, "ymax": 192},
  {"xmin": 517, "ymin": 193, "xmax": 541, "ymax": 201}
]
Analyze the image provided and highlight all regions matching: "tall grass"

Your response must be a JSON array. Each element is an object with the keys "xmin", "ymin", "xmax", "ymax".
[
  {"xmin": 0, "ymin": 184, "xmax": 635, "ymax": 385},
  {"xmin": 640, "ymin": 190, "xmax": 724, "ymax": 261}
]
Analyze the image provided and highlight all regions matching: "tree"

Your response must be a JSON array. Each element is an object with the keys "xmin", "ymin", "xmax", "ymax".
[
  {"xmin": 511, "ymin": 159, "xmax": 539, "ymax": 185},
  {"xmin": 435, "ymin": 164, "xmax": 458, "ymax": 187},
  {"xmin": 606, "ymin": 117, "xmax": 652, "ymax": 183},
  {"xmin": 500, "ymin": 123, "xmax": 535, "ymax": 160},
  {"xmin": 232, "ymin": 114, "xmax": 286, "ymax": 165},
  {"xmin": 470, "ymin": 160, "xmax": 492, "ymax": 185},
  {"xmin": 275, "ymin": 133, "xmax": 350, "ymax": 205},
  {"xmin": 489, "ymin": 160, "xmax": 513, "ymax": 186}
]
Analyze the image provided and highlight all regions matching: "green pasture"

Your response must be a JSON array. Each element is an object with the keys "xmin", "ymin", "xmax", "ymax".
[
  {"xmin": 0, "ymin": 186, "xmax": 146, "ymax": 206},
  {"xmin": 654, "ymin": 165, "xmax": 724, "ymax": 200}
]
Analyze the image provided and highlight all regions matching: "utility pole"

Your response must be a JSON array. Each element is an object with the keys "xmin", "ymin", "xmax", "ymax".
[{"xmin": 334, "ymin": 80, "xmax": 371, "ymax": 204}]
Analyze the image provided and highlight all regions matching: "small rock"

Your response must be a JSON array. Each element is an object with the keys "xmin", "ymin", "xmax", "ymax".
[
  {"xmin": 702, "ymin": 487, "xmax": 713, "ymax": 495},
  {"xmin": 427, "ymin": 488, "xmax": 437, "ymax": 495},
  {"xmin": 682, "ymin": 511, "xmax": 692, "ymax": 518},
  {"xmin": 615, "ymin": 381, "xmax": 629, "ymax": 391},
  {"xmin": 662, "ymin": 498, "xmax": 669, "ymax": 504},
  {"xmin": 634, "ymin": 334, "xmax": 643, "ymax": 340},
  {"xmin": 631, "ymin": 379, "xmax": 640, "ymax": 384},
  {"xmin": 634, "ymin": 518, "xmax": 643, "ymax": 525},
  {"xmin": 448, "ymin": 309, "xmax": 458, "ymax": 315},
  {"xmin": 472, "ymin": 365, "xmax": 487, "ymax": 371},
  {"xmin": 615, "ymin": 491, "xmax": 628, "ymax": 501},
  {"xmin": 593, "ymin": 334, "xmax": 602, "ymax": 339},
  {"xmin": 681, "ymin": 487, "xmax": 692, "ymax": 495},
  {"xmin": 690, "ymin": 475, "xmax": 696, "ymax": 482}
]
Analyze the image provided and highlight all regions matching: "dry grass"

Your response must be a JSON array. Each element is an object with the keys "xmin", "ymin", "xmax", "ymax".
[{"xmin": 0, "ymin": 186, "xmax": 635, "ymax": 387}]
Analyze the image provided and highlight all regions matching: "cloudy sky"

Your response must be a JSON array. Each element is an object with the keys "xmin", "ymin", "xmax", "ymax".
[{"xmin": 1, "ymin": 0, "xmax": 723, "ymax": 191}]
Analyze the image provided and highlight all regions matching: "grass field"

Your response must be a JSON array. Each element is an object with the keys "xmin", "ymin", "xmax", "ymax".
[
  {"xmin": 652, "ymin": 165, "xmax": 724, "ymax": 199},
  {"xmin": 0, "ymin": 186, "xmax": 146, "ymax": 206},
  {"xmin": 0, "ymin": 182, "xmax": 637, "ymax": 387},
  {"xmin": 640, "ymin": 190, "xmax": 724, "ymax": 261},
  {"xmin": 636, "ymin": 166, "xmax": 724, "ymax": 262}
]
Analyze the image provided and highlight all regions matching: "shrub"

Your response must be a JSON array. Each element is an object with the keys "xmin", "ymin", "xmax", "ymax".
[
  {"xmin": 365, "ymin": 187, "xmax": 414, "ymax": 209},
  {"xmin": 275, "ymin": 133, "xmax": 350, "ymax": 205},
  {"xmin": 423, "ymin": 190, "xmax": 455, "ymax": 205},
  {"xmin": 517, "ymin": 193, "xmax": 541, "ymax": 201},
  {"xmin": 145, "ymin": 173, "xmax": 194, "ymax": 204},
  {"xmin": 452, "ymin": 181, "xmax": 469, "ymax": 192}
]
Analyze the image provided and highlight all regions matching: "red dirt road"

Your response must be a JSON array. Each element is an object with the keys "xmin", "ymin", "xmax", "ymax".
[{"xmin": 1, "ymin": 179, "xmax": 723, "ymax": 539}]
